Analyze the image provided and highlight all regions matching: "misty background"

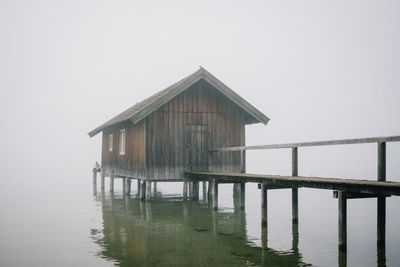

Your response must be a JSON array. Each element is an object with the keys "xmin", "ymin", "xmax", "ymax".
[{"xmin": 0, "ymin": 1, "xmax": 399, "ymax": 266}]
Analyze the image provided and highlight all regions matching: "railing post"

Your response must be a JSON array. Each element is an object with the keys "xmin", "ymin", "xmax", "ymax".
[
  {"xmin": 377, "ymin": 142, "xmax": 386, "ymax": 249},
  {"xmin": 292, "ymin": 147, "xmax": 299, "ymax": 224},
  {"xmin": 126, "ymin": 178, "xmax": 131, "ymax": 195}
]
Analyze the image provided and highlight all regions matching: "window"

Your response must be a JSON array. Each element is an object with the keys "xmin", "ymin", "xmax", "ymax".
[
  {"xmin": 119, "ymin": 129, "xmax": 126, "ymax": 155},
  {"xmin": 109, "ymin": 134, "xmax": 113, "ymax": 152}
]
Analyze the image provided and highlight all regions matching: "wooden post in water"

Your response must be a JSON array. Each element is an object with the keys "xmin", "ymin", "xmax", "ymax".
[
  {"xmin": 146, "ymin": 181, "xmax": 152, "ymax": 201},
  {"xmin": 261, "ymin": 183, "xmax": 268, "ymax": 226},
  {"xmin": 212, "ymin": 179, "xmax": 218, "ymax": 210},
  {"xmin": 92, "ymin": 168, "xmax": 97, "ymax": 188},
  {"xmin": 377, "ymin": 142, "xmax": 386, "ymax": 249},
  {"xmin": 208, "ymin": 181, "xmax": 212, "ymax": 202},
  {"xmin": 122, "ymin": 177, "xmax": 126, "ymax": 195},
  {"xmin": 189, "ymin": 182, "xmax": 193, "ymax": 199},
  {"xmin": 110, "ymin": 170, "xmax": 115, "ymax": 194},
  {"xmin": 153, "ymin": 182, "xmax": 157, "ymax": 197},
  {"xmin": 183, "ymin": 181, "xmax": 188, "ymax": 201},
  {"xmin": 137, "ymin": 179, "xmax": 141, "ymax": 197},
  {"xmin": 193, "ymin": 181, "xmax": 199, "ymax": 200},
  {"xmin": 240, "ymin": 182, "xmax": 245, "ymax": 210},
  {"xmin": 338, "ymin": 191, "xmax": 347, "ymax": 252},
  {"xmin": 240, "ymin": 150, "xmax": 246, "ymax": 210},
  {"xmin": 140, "ymin": 180, "xmax": 146, "ymax": 200},
  {"xmin": 203, "ymin": 181, "xmax": 207, "ymax": 200},
  {"xmin": 126, "ymin": 179, "xmax": 131, "ymax": 195},
  {"xmin": 292, "ymin": 147, "xmax": 299, "ymax": 224},
  {"xmin": 101, "ymin": 171, "xmax": 105, "ymax": 192}
]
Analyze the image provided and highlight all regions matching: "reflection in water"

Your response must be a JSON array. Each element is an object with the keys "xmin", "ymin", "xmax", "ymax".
[{"xmin": 91, "ymin": 190, "xmax": 311, "ymax": 267}]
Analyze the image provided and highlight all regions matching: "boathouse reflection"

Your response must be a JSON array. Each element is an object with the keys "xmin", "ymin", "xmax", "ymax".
[{"xmin": 91, "ymin": 192, "xmax": 308, "ymax": 267}]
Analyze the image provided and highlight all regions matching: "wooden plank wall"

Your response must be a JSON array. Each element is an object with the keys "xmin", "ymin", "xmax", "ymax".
[
  {"xmin": 146, "ymin": 79, "xmax": 245, "ymax": 180},
  {"xmin": 101, "ymin": 120, "xmax": 146, "ymax": 178}
]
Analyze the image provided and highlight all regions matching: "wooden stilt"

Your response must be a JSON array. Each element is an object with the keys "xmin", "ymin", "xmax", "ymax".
[
  {"xmin": 122, "ymin": 177, "xmax": 126, "ymax": 195},
  {"xmin": 202, "ymin": 181, "xmax": 207, "ymax": 200},
  {"xmin": 212, "ymin": 179, "xmax": 218, "ymax": 210},
  {"xmin": 153, "ymin": 182, "xmax": 157, "ymax": 197},
  {"xmin": 146, "ymin": 181, "xmax": 152, "ymax": 200},
  {"xmin": 183, "ymin": 181, "xmax": 188, "ymax": 201},
  {"xmin": 137, "ymin": 179, "xmax": 141, "ymax": 197},
  {"xmin": 189, "ymin": 182, "xmax": 193, "ymax": 199},
  {"xmin": 240, "ymin": 182, "xmax": 245, "ymax": 210},
  {"xmin": 140, "ymin": 180, "xmax": 146, "ymax": 200},
  {"xmin": 92, "ymin": 168, "xmax": 97, "ymax": 187},
  {"xmin": 261, "ymin": 183, "xmax": 268, "ymax": 226},
  {"xmin": 101, "ymin": 171, "xmax": 105, "ymax": 192},
  {"xmin": 126, "ymin": 179, "xmax": 131, "ymax": 195},
  {"xmin": 192, "ymin": 181, "xmax": 199, "ymax": 200},
  {"xmin": 110, "ymin": 170, "xmax": 114, "ymax": 194},
  {"xmin": 338, "ymin": 191, "xmax": 347, "ymax": 252}
]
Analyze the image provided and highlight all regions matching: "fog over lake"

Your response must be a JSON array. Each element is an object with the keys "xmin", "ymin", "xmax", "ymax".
[{"xmin": 0, "ymin": 1, "xmax": 399, "ymax": 266}]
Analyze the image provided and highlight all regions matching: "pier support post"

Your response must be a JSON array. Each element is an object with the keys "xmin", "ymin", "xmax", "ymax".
[
  {"xmin": 122, "ymin": 177, "xmax": 126, "ymax": 195},
  {"xmin": 140, "ymin": 180, "xmax": 146, "ymax": 200},
  {"xmin": 203, "ymin": 181, "xmax": 207, "ymax": 200},
  {"xmin": 192, "ymin": 181, "xmax": 199, "ymax": 200},
  {"xmin": 137, "ymin": 179, "xmax": 141, "ymax": 197},
  {"xmin": 212, "ymin": 179, "xmax": 218, "ymax": 211},
  {"xmin": 92, "ymin": 168, "xmax": 97, "ymax": 188},
  {"xmin": 338, "ymin": 191, "xmax": 347, "ymax": 252},
  {"xmin": 153, "ymin": 182, "xmax": 157, "ymax": 198},
  {"xmin": 110, "ymin": 170, "xmax": 115, "ymax": 194},
  {"xmin": 101, "ymin": 171, "xmax": 105, "ymax": 192},
  {"xmin": 240, "ymin": 182, "xmax": 246, "ymax": 210},
  {"xmin": 377, "ymin": 142, "xmax": 386, "ymax": 249},
  {"xmin": 146, "ymin": 181, "xmax": 152, "ymax": 201},
  {"xmin": 292, "ymin": 147, "xmax": 299, "ymax": 224},
  {"xmin": 126, "ymin": 179, "xmax": 131, "ymax": 195},
  {"xmin": 183, "ymin": 181, "xmax": 188, "ymax": 201},
  {"xmin": 189, "ymin": 182, "xmax": 193, "ymax": 199},
  {"xmin": 261, "ymin": 183, "xmax": 268, "ymax": 226}
]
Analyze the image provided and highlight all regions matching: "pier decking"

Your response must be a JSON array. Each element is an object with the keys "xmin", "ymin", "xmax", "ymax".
[{"xmin": 185, "ymin": 172, "xmax": 400, "ymax": 196}]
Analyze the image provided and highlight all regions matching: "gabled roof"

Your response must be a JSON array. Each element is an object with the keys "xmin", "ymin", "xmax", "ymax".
[{"xmin": 88, "ymin": 67, "xmax": 270, "ymax": 137}]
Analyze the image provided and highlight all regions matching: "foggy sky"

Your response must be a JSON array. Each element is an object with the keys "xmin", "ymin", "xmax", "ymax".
[{"xmin": 0, "ymin": 0, "xmax": 399, "ymax": 180}]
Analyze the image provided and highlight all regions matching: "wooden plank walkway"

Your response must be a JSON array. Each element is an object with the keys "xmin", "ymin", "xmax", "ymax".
[{"xmin": 185, "ymin": 171, "xmax": 400, "ymax": 196}]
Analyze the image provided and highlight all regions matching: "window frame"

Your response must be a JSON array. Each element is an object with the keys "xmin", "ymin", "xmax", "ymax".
[
  {"xmin": 119, "ymin": 129, "xmax": 126, "ymax": 155},
  {"xmin": 108, "ymin": 134, "xmax": 113, "ymax": 152}
]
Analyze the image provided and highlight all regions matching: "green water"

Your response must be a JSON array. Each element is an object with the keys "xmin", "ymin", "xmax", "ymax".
[
  {"xmin": 92, "ymin": 192, "xmax": 308, "ymax": 267},
  {"xmin": 1, "ymin": 171, "xmax": 399, "ymax": 266}
]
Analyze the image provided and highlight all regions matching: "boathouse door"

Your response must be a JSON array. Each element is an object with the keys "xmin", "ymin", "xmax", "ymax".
[{"xmin": 187, "ymin": 125, "xmax": 209, "ymax": 172}]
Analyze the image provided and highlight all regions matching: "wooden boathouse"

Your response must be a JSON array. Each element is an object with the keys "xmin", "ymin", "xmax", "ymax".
[
  {"xmin": 89, "ymin": 67, "xmax": 269, "ymax": 180},
  {"xmin": 90, "ymin": 69, "xmax": 400, "ymax": 261}
]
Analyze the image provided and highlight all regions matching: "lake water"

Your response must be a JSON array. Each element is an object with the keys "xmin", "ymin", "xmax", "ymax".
[{"xmin": 0, "ymin": 165, "xmax": 399, "ymax": 267}]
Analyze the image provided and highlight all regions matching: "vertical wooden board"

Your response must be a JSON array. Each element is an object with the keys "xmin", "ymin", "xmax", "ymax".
[
  {"xmin": 178, "ymin": 111, "xmax": 184, "ymax": 177},
  {"xmin": 174, "ymin": 112, "xmax": 180, "ymax": 179},
  {"xmin": 169, "ymin": 110, "xmax": 175, "ymax": 179},
  {"xmin": 149, "ymin": 114, "xmax": 155, "ymax": 179},
  {"xmin": 179, "ymin": 93, "xmax": 184, "ymax": 113},
  {"xmin": 198, "ymin": 82, "xmax": 203, "ymax": 113},
  {"xmin": 163, "ymin": 111, "xmax": 169, "ymax": 179},
  {"xmin": 183, "ymin": 89, "xmax": 190, "ymax": 113},
  {"xmin": 193, "ymin": 84, "xmax": 198, "ymax": 113}
]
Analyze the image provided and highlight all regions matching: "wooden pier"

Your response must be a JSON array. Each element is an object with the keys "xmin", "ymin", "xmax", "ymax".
[{"xmin": 93, "ymin": 134, "xmax": 400, "ymax": 266}]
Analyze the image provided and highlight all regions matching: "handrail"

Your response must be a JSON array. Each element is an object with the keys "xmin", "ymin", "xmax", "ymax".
[{"xmin": 209, "ymin": 135, "xmax": 400, "ymax": 152}]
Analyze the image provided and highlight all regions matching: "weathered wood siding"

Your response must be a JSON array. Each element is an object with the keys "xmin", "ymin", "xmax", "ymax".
[
  {"xmin": 146, "ymin": 79, "xmax": 245, "ymax": 180},
  {"xmin": 101, "ymin": 120, "xmax": 146, "ymax": 178}
]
